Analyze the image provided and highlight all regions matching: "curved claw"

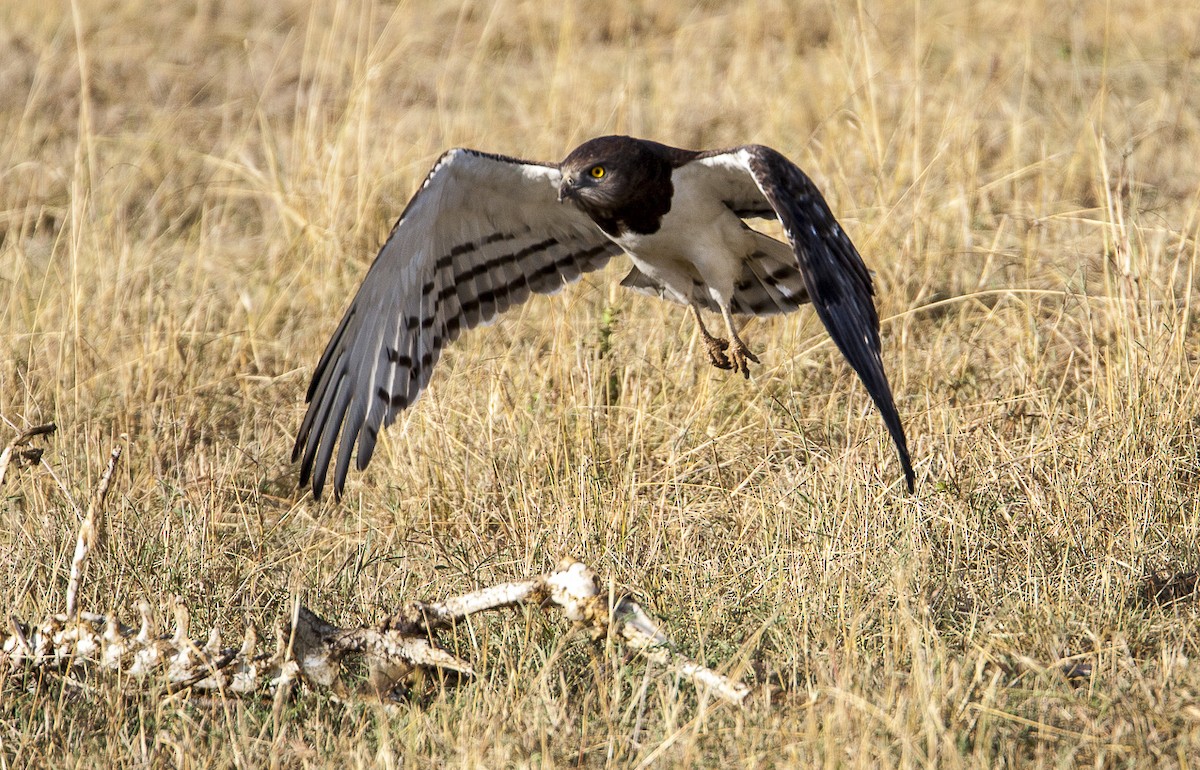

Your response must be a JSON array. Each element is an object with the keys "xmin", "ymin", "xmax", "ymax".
[
  {"xmin": 704, "ymin": 336, "xmax": 732, "ymax": 370},
  {"xmin": 728, "ymin": 341, "xmax": 760, "ymax": 379}
]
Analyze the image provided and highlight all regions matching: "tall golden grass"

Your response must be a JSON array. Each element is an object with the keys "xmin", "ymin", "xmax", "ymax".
[{"xmin": 2, "ymin": 0, "xmax": 1200, "ymax": 765}]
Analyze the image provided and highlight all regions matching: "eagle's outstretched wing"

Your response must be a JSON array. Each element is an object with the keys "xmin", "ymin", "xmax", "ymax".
[
  {"xmin": 689, "ymin": 146, "xmax": 915, "ymax": 491},
  {"xmin": 294, "ymin": 149, "xmax": 621, "ymax": 499}
]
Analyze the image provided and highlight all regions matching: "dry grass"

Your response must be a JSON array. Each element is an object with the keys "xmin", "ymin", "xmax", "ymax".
[{"xmin": 3, "ymin": 0, "xmax": 1200, "ymax": 766}]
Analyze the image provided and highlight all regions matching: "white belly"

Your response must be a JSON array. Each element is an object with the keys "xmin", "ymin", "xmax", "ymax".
[{"xmin": 610, "ymin": 175, "xmax": 756, "ymax": 306}]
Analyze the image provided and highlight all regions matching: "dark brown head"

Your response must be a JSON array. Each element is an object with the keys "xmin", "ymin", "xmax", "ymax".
[{"xmin": 558, "ymin": 136, "xmax": 693, "ymax": 235}]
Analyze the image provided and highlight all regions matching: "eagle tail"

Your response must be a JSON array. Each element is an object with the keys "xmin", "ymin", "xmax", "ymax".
[{"xmin": 728, "ymin": 233, "xmax": 812, "ymax": 316}]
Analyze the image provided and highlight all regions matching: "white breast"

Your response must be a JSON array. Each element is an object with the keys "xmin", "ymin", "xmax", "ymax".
[{"xmin": 611, "ymin": 164, "xmax": 756, "ymax": 305}]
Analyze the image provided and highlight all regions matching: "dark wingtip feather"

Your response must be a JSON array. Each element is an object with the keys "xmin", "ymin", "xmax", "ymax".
[
  {"xmin": 829, "ymin": 323, "xmax": 915, "ymax": 493},
  {"xmin": 745, "ymin": 145, "xmax": 915, "ymax": 492},
  {"xmin": 877, "ymin": 394, "xmax": 916, "ymax": 493},
  {"xmin": 801, "ymin": 231, "xmax": 915, "ymax": 493}
]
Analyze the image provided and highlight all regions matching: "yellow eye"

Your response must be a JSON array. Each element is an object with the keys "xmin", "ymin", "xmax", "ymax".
[{"xmin": 589, "ymin": 165, "xmax": 606, "ymax": 179}]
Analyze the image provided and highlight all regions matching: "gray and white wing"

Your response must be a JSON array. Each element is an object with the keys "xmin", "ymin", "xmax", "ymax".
[
  {"xmin": 294, "ymin": 148, "xmax": 621, "ymax": 499},
  {"xmin": 689, "ymin": 146, "xmax": 915, "ymax": 491}
]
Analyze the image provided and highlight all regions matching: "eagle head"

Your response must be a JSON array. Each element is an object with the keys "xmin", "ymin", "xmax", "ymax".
[{"xmin": 557, "ymin": 135, "xmax": 669, "ymax": 211}]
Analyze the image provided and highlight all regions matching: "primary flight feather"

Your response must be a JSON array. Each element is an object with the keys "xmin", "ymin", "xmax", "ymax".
[{"xmin": 294, "ymin": 136, "xmax": 915, "ymax": 499}]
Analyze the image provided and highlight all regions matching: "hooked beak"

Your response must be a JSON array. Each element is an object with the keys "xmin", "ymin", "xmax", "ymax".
[{"xmin": 557, "ymin": 175, "xmax": 578, "ymax": 204}]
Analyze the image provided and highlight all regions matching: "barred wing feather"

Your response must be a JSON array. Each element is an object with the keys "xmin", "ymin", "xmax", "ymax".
[{"xmin": 294, "ymin": 149, "xmax": 621, "ymax": 499}]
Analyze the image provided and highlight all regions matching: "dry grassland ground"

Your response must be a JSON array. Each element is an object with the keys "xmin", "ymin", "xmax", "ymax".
[{"xmin": 3, "ymin": 0, "xmax": 1200, "ymax": 766}]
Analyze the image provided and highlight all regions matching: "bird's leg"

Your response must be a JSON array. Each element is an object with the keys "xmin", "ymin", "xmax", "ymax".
[
  {"xmin": 719, "ymin": 305, "xmax": 760, "ymax": 379},
  {"xmin": 690, "ymin": 304, "xmax": 732, "ymax": 370}
]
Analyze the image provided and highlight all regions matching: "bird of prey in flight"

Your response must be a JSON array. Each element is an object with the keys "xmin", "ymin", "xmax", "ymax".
[{"xmin": 294, "ymin": 135, "xmax": 915, "ymax": 499}]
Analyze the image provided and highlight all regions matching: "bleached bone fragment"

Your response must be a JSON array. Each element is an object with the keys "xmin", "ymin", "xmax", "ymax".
[
  {"xmin": 170, "ymin": 597, "xmax": 190, "ymax": 647},
  {"xmin": 129, "ymin": 602, "xmax": 165, "ymax": 679},
  {"xmin": 135, "ymin": 600, "xmax": 155, "ymax": 646},
  {"xmin": 203, "ymin": 626, "xmax": 221, "ymax": 657},
  {"xmin": 229, "ymin": 622, "xmax": 261, "ymax": 694},
  {"xmin": 102, "ymin": 612, "xmax": 128, "ymax": 670}
]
